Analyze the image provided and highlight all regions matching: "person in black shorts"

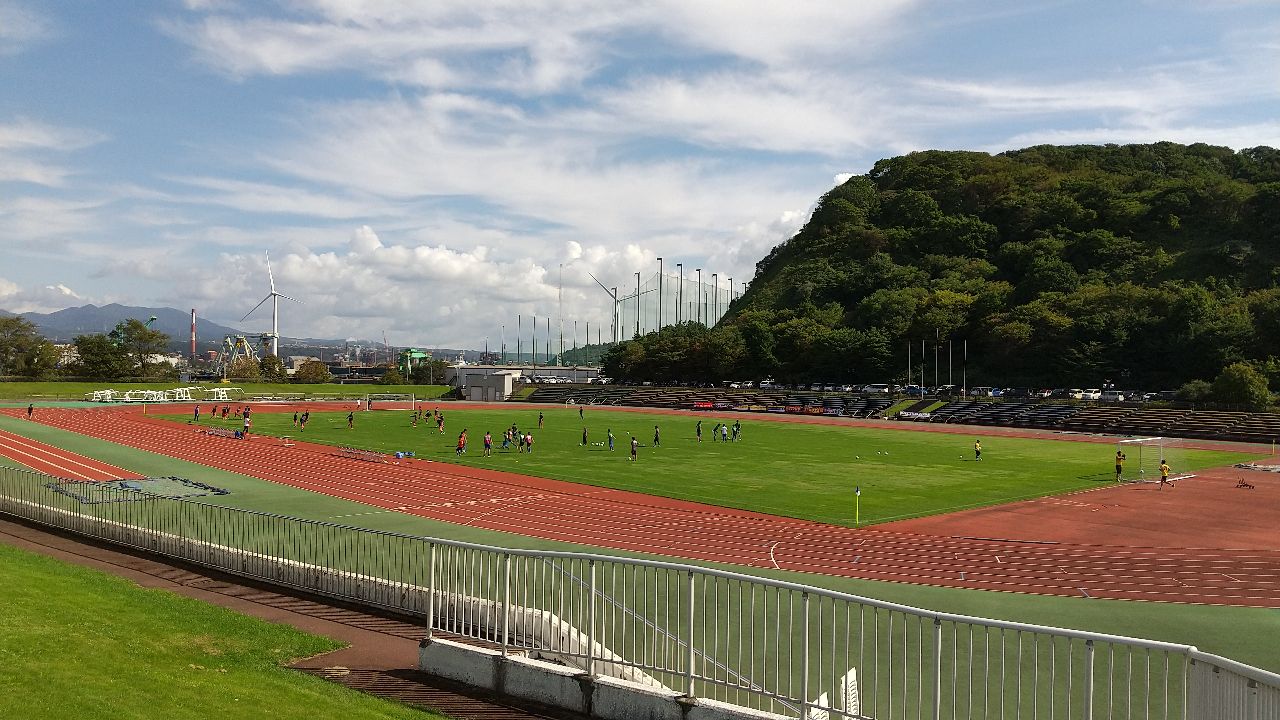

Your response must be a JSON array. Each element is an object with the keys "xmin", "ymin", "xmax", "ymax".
[
  {"xmin": 630, "ymin": 435, "xmax": 638, "ymax": 461},
  {"xmin": 27, "ymin": 403, "xmax": 34, "ymax": 420},
  {"xmin": 1115, "ymin": 450, "xmax": 1126, "ymax": 481},
  {"xmin": 653, "ymin": 424, "xmax": 660, "ymax": 447},
  {"xmin": 348, "ymin": 411, "xmax": 354, "ymax": 429}
]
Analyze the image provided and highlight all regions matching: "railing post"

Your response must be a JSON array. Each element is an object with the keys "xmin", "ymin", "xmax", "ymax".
[
  {"xmin": 686, "ymin": 570, "xmax": 696, "ymax": 697},
  {"xmin": 587, "ymin": 559, "xmax": 597, "ymax": 676},
  {"xmin": 426, "ymin": 542, "xmax": 436, "ymax": 640},
  {"xmin": 933, "ymin": 617, "xmax": 943, "ymax": 720},
  {"xmin": 801, "ymin": 592, "xmax": 811, "ymax": 720},
  {"xmin": 502, "ymin": 552, "xmax": 511, "ymax": 656},
  {"xmin": 1083, "ymin": 639, "xmax": 1095, "ymax": 720}
]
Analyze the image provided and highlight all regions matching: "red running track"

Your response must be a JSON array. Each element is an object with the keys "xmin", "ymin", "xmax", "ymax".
[
  {"xmin": 7, "ymin": 405, "xmax": 1280, "ymax": 607},
  {"xmin": 0, "ymin": 426, "xmax": 138, "ymax": 480}
]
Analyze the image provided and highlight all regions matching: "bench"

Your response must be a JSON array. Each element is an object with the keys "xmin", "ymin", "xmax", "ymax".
[{"xmin": 337, "ymin": 446, "xmax": 386, "ymax": 463}]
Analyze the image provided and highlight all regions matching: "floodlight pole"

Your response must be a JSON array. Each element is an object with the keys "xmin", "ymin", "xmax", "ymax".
[
  {"xmin": 676, "ymin": 263, "xmax": 683, "ymax": 324},
  {"xmin": 546, "ymin": 317, "xmax": 550, "ymax": 366},
  {"xmin": 657, "ymin": 257, "xmax": 663, "ymax": 331},
  {"xmin": 712, "ymin": 273, "xmax": 718, "ymax": 325},
  {"xmin": 696, "ymin": 269, "xmax": 702, "ymax": 325},
  {"xmin": 635, "ymin": 272, "xmax": 641, "ymax": 338}
]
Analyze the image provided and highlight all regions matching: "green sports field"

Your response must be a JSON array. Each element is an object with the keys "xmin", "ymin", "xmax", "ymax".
[
  {"xmin": 2, "ymin": 411, "xmax": 1278, "ymax": 673},
  {"xmin": 186, "ymin": 405, "xmax": 1258, "ymax": 526}
]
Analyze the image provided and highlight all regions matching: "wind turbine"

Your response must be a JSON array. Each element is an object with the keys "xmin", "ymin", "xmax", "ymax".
[{"xmin": 240, "ymin": 252, "xmax": 300, "ymax": 358}]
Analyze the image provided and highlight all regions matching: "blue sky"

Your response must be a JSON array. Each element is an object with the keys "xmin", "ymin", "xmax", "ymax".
[{"xmin": 2, "ymin": 1, "xmax": 1278, "ymax": 347}]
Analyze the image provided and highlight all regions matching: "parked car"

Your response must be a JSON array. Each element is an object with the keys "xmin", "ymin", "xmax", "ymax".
[
  {"xmin": 1099, "ymin": 390, "xmax": 1126, "ymax": 402},
  {"xmin": 1066, "ymin": 388, "xmax": 1084, "ymax": 400},
  {"xmin": 934, "ymin": 384, "xmax": 959, "ymax": 396},
  {"xmin": 969, "ymin": 386, "xmax": 995, "ymax": 397},
  {"xmin": 902, "ymin": 385, "xmax": 925, "ymax": 397},
  {"xmin": 1003, "ymin": 387, "xmax": 1032, "ymax": 399},
  {"xmin": 1081, "ymin": 388, "xmax": 1102, "ymax": 400},
  {"xmin": 863, "ymin": 383, "xmax": 891, "ymax": 394}
]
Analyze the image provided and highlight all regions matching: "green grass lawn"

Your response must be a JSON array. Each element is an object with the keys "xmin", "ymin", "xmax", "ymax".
[
  {"xmin": 0, "ymin": 543, "xmax": 439, "ymax": 719},
  {"xmin": 189, "ymin": 406, "xmax": 1259, "ymax": 526}
]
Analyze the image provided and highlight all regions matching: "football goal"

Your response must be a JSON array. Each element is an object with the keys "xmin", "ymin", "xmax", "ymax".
[
  {"xmin": 1115, "ymin": 437, "xmax": 1194, "ymax": 483},
  {"xmin": 362, "ymin": 393, "xmax": 417, "ymax": 412}
]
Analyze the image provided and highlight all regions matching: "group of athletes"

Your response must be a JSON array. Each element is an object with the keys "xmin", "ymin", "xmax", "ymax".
[{"xmin": 428, "ymin": 407, "xmax": 745, "ymax": 463}]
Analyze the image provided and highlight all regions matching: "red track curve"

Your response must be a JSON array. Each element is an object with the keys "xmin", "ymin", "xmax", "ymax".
[{"xmin": 5, "ymin": 405, "xmax": 1280, "ymax": 607}]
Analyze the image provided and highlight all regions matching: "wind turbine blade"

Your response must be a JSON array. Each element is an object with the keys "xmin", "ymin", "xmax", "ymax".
[
  {"xmin": 587, "ymin": 271, "xmax": 612, "ymax": 295},
  {"xmin": 275, "ymin": 292, "xmax": 303, "ymax": 304},
  {"xmin": 266, "ymin": 252, "xmax": 276, "ymax": 293},
  {"xmin": 240, "ymin": 294, "xmax": 272, "ymax": 322}
]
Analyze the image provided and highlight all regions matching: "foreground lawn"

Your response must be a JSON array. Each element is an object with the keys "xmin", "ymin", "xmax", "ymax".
[
  {"xmin": 189, "ymin": 406, "xmax": 1258, "ymax": 526},
  {"xmin": 0, "ymin": 543, "xmax": 437, "ymax": 720}
]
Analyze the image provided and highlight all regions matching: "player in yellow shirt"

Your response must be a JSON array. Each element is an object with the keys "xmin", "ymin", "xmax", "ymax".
[
  {"xmin": 1159, "ymin": 459, "xmax": 1171, "ymax": 489},
  {"xmin": 974, "ymin": 439, "xmax": 982, "ymax": 461},
  {"xmin": 1115, "ymin": 450, "xmax": 1126, "ymax": 481}
]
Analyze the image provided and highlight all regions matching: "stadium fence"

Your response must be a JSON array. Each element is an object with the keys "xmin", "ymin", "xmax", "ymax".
[{"xmin": 0, "ymin": 465, "xmax": 1276, "ymax": 720}]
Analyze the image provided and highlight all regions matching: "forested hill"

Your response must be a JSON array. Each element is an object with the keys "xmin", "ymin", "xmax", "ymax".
[{"xmin": 715, "ymin": 142, "xmax": 1280, "ymax": 388}]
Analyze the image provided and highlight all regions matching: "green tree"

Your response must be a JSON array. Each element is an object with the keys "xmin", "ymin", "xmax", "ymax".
[
  {"xmin": 259, "ymin": 355, "xmax": 287, "ymax": 382},
  {"xmin": 1211, "ymin": 362, "xmax": 1272, "ymax": 410},
  {"xmin": 114, "ymin": 319, "xmax": 171, "ymax": 376},
  {"xmin": 410, "ymin": 358, "xmax": 449, "ymax": 385},
  {"xmin": 69, "ymin": 334, "xmax": 132, "ymax": 380},
  {"xmin": 378, "ymin": 364, "xmax": 405, "ymax": 385},
  {"xmin": 0, "ymin": 317, "xmax": 59, "ymax": 378},
  {"xmin": 229, "ymin": 357, "xmax": 262, "ymax": 380},
  {"xmin": 294, "ymin": 360, "xmax": 332, "ymax": 384}
]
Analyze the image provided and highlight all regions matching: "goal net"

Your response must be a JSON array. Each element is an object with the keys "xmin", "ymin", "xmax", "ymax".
[
  {"xmin": 1115, "ymin": 437, "xmax": 1193, "ymax": 483},
  {"xmin": 362, "ymin": 393, "xmax": 417, "ymax": 412}
]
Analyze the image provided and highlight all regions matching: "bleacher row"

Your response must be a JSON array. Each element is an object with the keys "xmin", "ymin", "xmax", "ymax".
[
  {"xmin": 523, "ymin": 386, "xmax": 1280, "ymax": 443},
  {"xmin": 525, "ymin": 385, "xmax": 893, "ymax": 417}
]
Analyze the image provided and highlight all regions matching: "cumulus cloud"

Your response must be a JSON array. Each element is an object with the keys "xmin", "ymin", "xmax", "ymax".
[{"xmin": 0, "ymin": 278, "xmax": 86, "ymax": 314}]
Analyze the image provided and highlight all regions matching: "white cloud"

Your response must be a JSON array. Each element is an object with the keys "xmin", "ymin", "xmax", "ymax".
[
  {"xmin": 0, "ymin": 1, "xmax": 54, "ymax": 56},
  {"xmin": 0, "ymin": 278, "xmax": 87, "ymax": 314}
]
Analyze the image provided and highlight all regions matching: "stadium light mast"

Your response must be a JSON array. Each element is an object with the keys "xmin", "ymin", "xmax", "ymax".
[
  {"xmin": 635, "ymin": 272, "xmax": 641, "ymax": 337},
  {"xmin": 676, "ymin": 263, "xmax": 683, "ymax": 324},
  {"xmin": 696, "ymin": 269, "xmax": 702, "ymax": 325},
  {"xmin": 657, "ymin": 257, "xmax": 663, "ymax": 332},
  {"xmin": 711, "ymin": 273, "xmax": 718, "ymax": 325},
  {"xmin": 728, "ymin": 278, "xmax": 734, "ymax": 308}
]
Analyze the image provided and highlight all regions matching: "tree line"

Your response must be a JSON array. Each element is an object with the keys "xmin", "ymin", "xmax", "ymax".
[
  {"xmin": 604, "ymin": 142, "xmax": 1280, "ymax": 409},
  {"xmin": 0, "ymin": 317, "xmax": 452, "ymax": 386}
]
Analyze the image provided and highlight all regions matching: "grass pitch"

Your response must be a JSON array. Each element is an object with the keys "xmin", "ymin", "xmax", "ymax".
[
  {"xmin": 0, "ymin": 543, "xmax": 438, "ymax": 719},
  {"xmin": 190, "ymin": 405, "xmax": 1257, "ymax": 526}
]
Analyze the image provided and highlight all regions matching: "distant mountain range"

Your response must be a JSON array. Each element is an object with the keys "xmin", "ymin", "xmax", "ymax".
[
  {"xmin": 7, "ymin": 303, "xmax": 353, "ymax": 352},
  {"xmin": 4, "ymin": 303, "xmax": 485, "ymax": 360}
]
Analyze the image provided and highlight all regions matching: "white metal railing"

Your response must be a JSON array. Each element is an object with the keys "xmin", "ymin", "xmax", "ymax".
[{"xmin": 1, "ymin": 466, "xmax": 1277, "ymax": 720}]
